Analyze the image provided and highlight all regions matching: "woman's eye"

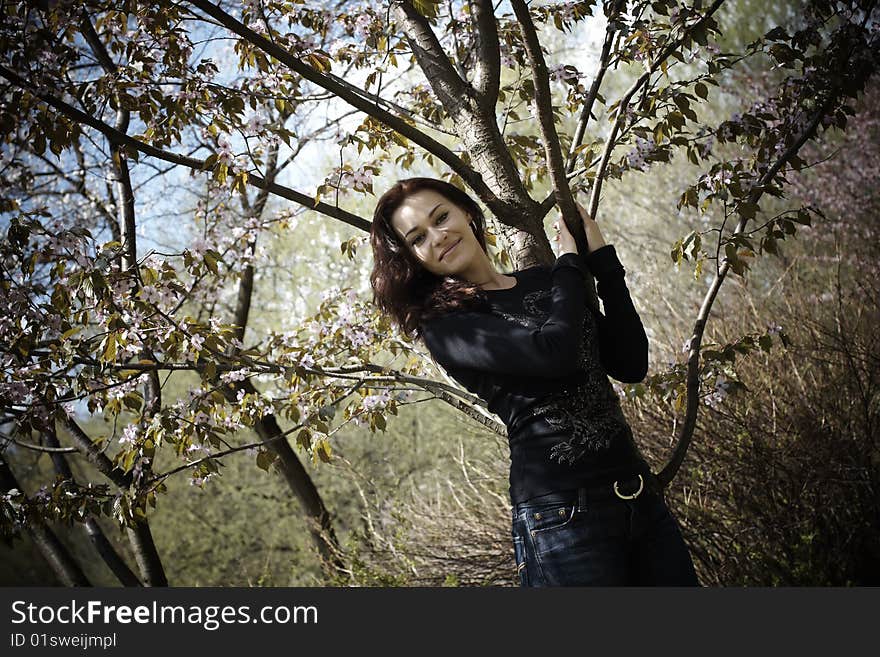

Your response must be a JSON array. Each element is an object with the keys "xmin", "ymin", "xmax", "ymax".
[{"xmin": 411, "ymin": 213, "xmax": 446, "ymax": 247}]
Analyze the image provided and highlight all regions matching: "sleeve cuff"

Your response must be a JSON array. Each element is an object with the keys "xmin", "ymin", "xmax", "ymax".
[
  {"xmin": 552, "ymin": 252, "xmax": 588, "ymax": 276},
  {"xmin": 583, "ymin": 244, "xmax": 625, "ymax": 278}
]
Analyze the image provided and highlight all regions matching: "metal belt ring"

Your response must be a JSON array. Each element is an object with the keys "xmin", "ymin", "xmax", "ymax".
[{"xmin": 613, "ymin": 474, "xmax": 644, "ymax": 500}]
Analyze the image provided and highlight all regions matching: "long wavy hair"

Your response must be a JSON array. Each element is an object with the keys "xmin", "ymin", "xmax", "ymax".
[{"xmin": 370, "ymin": 177, "xmax": 492, "ymax": 338}]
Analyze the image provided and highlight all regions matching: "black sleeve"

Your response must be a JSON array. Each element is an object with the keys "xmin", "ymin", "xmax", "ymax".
[
  {"xmin": 419, "ymin": 253, "xmax": 588, "ymax": 378},
  {"xmin": 582, "ymin": 245, "xmax": 649, "ymax": 383}
]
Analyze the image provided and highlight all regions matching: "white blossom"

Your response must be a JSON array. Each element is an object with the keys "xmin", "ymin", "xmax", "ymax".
[{"xmin": 119, "ymin": 424, "xmax": 138, "ymax": 445}]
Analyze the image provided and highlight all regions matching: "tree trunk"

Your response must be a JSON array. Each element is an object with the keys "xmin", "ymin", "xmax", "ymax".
[
  {"xmin": 44, "ymin": 426, "xmax": 142, "ymax": 586},
  {"xmin": 0, "ymin": 455, "xmax": 91, "ymax": 586},
  {"xmin": 227, "ymin": 140, "xmax": 345, "ymax": 576}
]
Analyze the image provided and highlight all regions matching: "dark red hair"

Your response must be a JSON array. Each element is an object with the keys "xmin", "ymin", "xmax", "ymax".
[{"xmin": 370, "ymin": 177, "xmax": 491, "ymax": 338}]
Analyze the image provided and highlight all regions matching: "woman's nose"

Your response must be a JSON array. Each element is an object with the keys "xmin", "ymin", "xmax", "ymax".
[{"xmin": 429, "ymin": 227, "xmax": 446, "ymax": 247}]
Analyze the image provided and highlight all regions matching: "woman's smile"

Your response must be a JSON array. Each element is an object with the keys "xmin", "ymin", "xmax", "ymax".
[{"xmin": 439, "ymin": 238, "xmax": 461, "ymax": 261}]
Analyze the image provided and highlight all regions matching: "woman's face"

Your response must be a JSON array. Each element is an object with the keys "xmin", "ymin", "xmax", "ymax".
[{"xmin": 390, "ymin": 188, "xmax": 480, "ymax": 277}]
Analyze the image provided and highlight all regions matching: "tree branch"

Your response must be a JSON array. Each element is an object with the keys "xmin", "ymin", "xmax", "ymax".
[
  {"xmin": 658, "ymin": 92, "xmax": 846, "ymax": 487},
  {"xmin": 80, "ymin": 8, "xmax": 136, "ymax": 268},
  {"xmin": 232, "ymin": 139, "xmax": 279, "ymax": 344},
  {"xmin": 1, "ymin": 430, "xmax": 77, "ymax": 453},
  {"xmin": 0, "ymin": 454, "xmax": 91, "ymax": 586},
  {"xmin": 61, "ymin": 416, "xmax": 132, "ymax": 489},
  {"xmin": 587, "ymin": 0, "xmax": 726, "ymax": 221},
  {"xmin": 0, "ymin": 64, "xmax": 372, "ymax": 233},
  {"xmin": 470, "ymin": 0, "xmax": 501, "ymax": 111},
  {"xmin": 510, "ymin": 0, "xmax": 598, "ymax": 308},
  {"xmin": 391, "ymin": 0, "xmax": 475, "ymax": 117},
  {"xmin": 78, "ymin": 10, "xmax": 167, "ymax": 585},
  {"xmin": 564, "ymin": 0, "xmax": 625, "ymax": 176},
  {"xmin": 42, "ymin": 425, "xmax": 142, "ymax": 587},
  {"xmin": 390, "ymin": 1, "xmax": 542, "ymax": 233},
  {"xmin": 510, "ymin": 0, "xmax": 581, "ymax": 244},
  {"xmin": 187, "ymin": 0, "xmax": 495, "ymax": 203}
]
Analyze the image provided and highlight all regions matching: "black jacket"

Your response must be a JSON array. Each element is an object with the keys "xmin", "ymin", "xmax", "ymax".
[{"xmin": 419, "ymin": 246, "xmax": 651, "ymax": 504}]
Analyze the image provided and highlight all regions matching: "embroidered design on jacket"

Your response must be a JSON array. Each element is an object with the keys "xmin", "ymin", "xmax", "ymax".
[
  {"xmin": 492, "ymin": 290, "xmax": 548, "ymax": 329},
  {"xmin": 492, "ymin": 287, "xmax": 629, "ymax": 464}
]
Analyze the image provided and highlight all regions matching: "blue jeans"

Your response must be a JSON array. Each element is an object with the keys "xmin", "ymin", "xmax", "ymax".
[{"xmin": 511, "ymin": 475, "xmax": 699, "ymax": 586}]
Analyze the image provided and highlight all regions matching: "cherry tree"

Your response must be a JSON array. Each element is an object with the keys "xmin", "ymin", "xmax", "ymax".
[{"xmin": 1, "ymin": 0, "xmax": 877, "ymax": 585}]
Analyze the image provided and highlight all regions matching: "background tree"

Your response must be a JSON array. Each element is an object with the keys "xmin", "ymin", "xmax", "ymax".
[{"xmin": 1, "ymin": 0, "xmax": 877, "ymax": 585}]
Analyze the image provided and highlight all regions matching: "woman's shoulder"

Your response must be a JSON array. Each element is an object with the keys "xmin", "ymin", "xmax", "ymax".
[
  {"xmin": 418, "ymin": 296, "xmax": 517, "ymax": 344},
  {"xmin": 511, "ymin": 263, "xmax": 553, "ymax": 285},
  {"xmin": 419, "ymin": 307, "xmax": 486, "ymax": 331}
]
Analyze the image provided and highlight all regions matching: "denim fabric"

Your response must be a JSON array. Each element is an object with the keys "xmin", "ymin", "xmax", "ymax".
[{"xmin": 511, "ymin": 478, "xmax": 699, "ymax": 586}]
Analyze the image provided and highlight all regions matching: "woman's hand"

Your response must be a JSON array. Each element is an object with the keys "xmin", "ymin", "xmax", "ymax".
[
  {"xmin": 553, "ymin": 214, "xmax": 578, "ymax": 256},
  {"xmin": 577, "ymin": 201, "xmax": 606, "ymax": 254},
  {"xmin": 552, "ymin": 201, "xmax": 607, "ymax": 255}
]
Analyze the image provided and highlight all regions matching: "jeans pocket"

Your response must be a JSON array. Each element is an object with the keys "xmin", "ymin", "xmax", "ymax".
[{"xmin": 525, "ymin": 503, "xmax": 579, "ymax": 537}]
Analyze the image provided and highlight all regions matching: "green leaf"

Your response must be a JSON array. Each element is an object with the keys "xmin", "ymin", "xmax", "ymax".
[
  {"xmin": 778, "ymin": 331, "xmax": 791, "ymax": 348},
  {"xmin": 769, "ymin": 43, "xmax": 797, "ymax": 66},
  {"xmin": 411, "ymin": 0, "xmax": 441, "ymax": 19},
  {"xmin": 122, "ymin": 449, "xmax": 136, "ymax": 473},
  {"xmin": 203, "ymin": 250, "xmax": 220, "ymax": 275},
  {"xmin": 141, "ymin": 267, "xmax": 158, "ymax": 286},
  {"xmin": 33, "ymin": 131, "xmax": 46, "ymax": 155},
  {"xmin": 256, "ymin": 449, "xmax": 276, "ymax": 472},
  {"xmin": 737, "ymin": 202, "xmax": 758, "ymax": 220},
  {"xmin": 674, "ymin": 391, "xmax": 685, "ymax": 413},
  {"xmin": 793, "ymin": 209, "xmax": 812, "ymax": 226},
  {"xmin": 296, "ymin": 429, "xmax": 312, "ymax": 450},
  {"xmin": 690, "ymin": 233, "xmax": 702, "ymax": 258},
  {"xmin": 668, "ymin": 111, "xmax": 685, "ymax": 129},
  {"xmin": 695, "ymin": 82, "xmax": 708, "ymax": 99},
  {"xmin": 725, "ymin": 244, "xmax": 749, "ymax": 276},
  {"xmin": 314, "ymin": 438, "xmax": 332, "ymax": 463},
  {"xmin": 677, "ymin": 187, "xmax": 695, "ymax": 210},
  {"xmin": 123, "ymin": 392, "xmax": 143, "ymax": 413},
  {"xmin": 101, "ymin": 334, "xmax": 118, "ymax": 362},
  {"xmin": 61, "ymin": 326, "xmax": 82, "ymax": 341}
]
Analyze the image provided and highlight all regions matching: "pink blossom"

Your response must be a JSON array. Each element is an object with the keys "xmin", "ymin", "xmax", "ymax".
[
  {"xmin": 362, "ymin": 390, "xmax": 392, "ymax": 410},
  {"xmin": 185, "ymin": 334, "xmax": 205, "ymax": 362},
  {"xmin": 243, "ymin": 113, "xmax": 267, "ymax": 137},
  {"xmin": 216, "ymin": 136, "xmax": 234, "ymax": 166},
  {"xmin": 354, "ymin": 14, "xmax": 373, "ymax": 39},
  {"xmin": 549, "ymin": 65, "xmax": 581, "ymax": 84},
  {"xmin": 119, "ymin": 424, "xmax": 138, "ymax": 445},
  {"xmin": 351, "ymin": 167, "xmax": 373, "ymax": 188},
  {"xmin": 221, "ymin": 369, "xmax": 249, "ymax": 383}
]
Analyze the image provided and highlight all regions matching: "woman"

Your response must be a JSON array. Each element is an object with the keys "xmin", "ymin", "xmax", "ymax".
[{"xmin": 370, "ymin": 176, "xmax": 698, "ymax": 586}]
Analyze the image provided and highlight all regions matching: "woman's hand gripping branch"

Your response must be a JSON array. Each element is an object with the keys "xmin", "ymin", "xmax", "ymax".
[{"xmin": 552, "ymin": 201, "xmax": 607, "ymax": 256}]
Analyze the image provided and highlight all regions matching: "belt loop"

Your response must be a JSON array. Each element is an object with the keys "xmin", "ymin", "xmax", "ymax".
[{"xmin": 577, "ymin": 487, "xmax": 588, "ymax": 511}]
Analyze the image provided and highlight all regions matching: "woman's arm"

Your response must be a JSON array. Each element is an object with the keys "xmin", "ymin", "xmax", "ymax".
[
  {"xmin": 556, "ymin": 202, "xmax": 649, "ymax": 382},
  {"xmin": 583, "ymin": 245, "xmax": 649, "ymax": 383},
  {"xmin": 419, "ymin": 253, "xmax": 588, "ymax": 378}
]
